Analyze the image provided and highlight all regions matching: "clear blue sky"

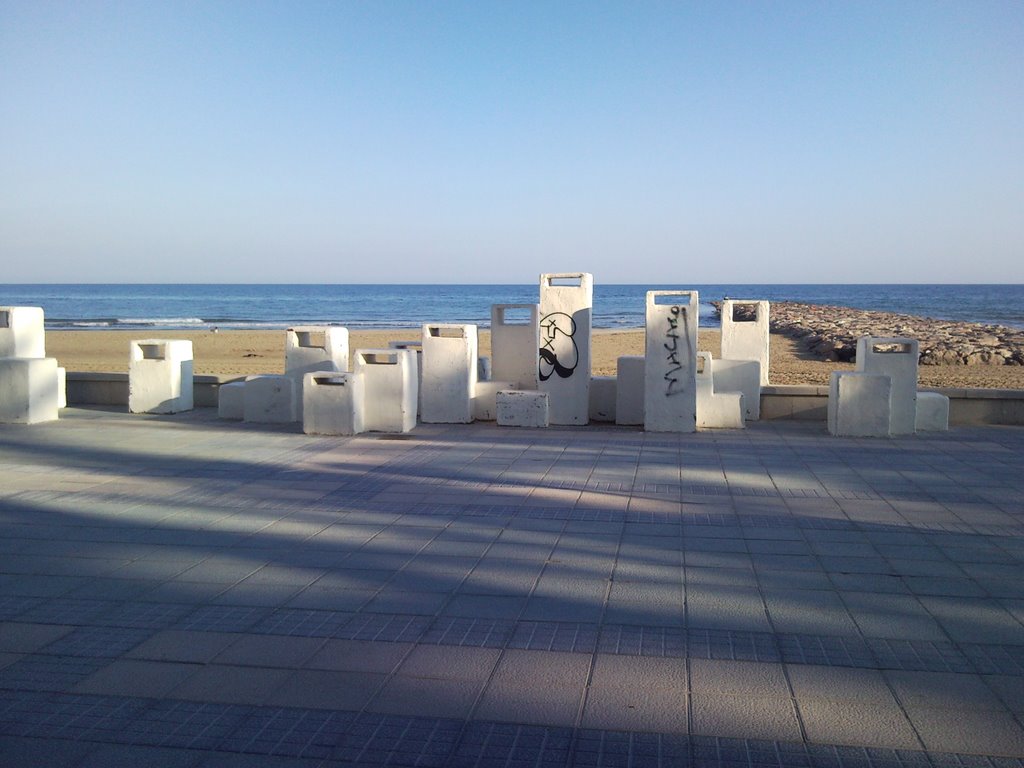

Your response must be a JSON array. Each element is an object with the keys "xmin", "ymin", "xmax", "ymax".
[{"xmin": 2, "ymin": 1, "xmax": 1021, "ymax": 283}]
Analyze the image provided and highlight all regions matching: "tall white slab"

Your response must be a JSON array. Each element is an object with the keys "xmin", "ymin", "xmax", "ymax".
[
  {"xmin": 491, "ymin": 304, "xmax": 540, "ymax": 389},
  {"xmin": 828, "ymin": 372, "xmax": 892, "ymax": 437},
  {"xmin": 644, "ymin": 291, "xmax": 699, "ymax": 433},
  {"xmin": 695, "ymin": 352, "xmax": 745, "ymax": 429},
  {"xmin": 615, "ymin": 356, "xmax": 644, "ymax": 426},
  {"xmin": 303, "ymin": 371, "xmax": 365, "ymax": 436},
  {"xmin": 712, "ymin": 359, "xmax": 761, "ymax": 420},
  {"xmin": 538, "ymin": 273, "xmax": 592, "ymax": 425},
  {"xmin": 721, "ymin": 300, "xmax": 770, "ymax": 385},
  {"xmin": 420, "ymin": 324, "xmax": 477, "ymax": 424},
  {"xmin": 0, "ymin": 306, "xmax": 46, "ymax": 359},
  {"xmin": 354, "ymin": 349, "xmax": 418, "ymax": 433},
  {"xmin": 0, "ymin": 358, "xmax": 59, "ymax": 424},
  {"xmin": 128, "ymin": 339, "xmax": 194, "ymax": 414},
  {"xmin": 856, "ymin": 336, "xmax": 919, "ymax": 435},
  {"xmin": 388, "ymin": 340, "xmax": 423, "ymax": 417}
]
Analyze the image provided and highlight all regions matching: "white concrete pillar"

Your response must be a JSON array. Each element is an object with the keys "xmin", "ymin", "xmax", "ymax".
[
  {"xmin": 354, "ymin": 349, "xmax": 418, "ymax": 433},
  {"xmin": 916, "ymin": 392, "xmax": 949, "ymax": 432},
  {"xmin": 711, "ymin": 359, "xmax": 761, "ymax": 420},
  {"xmin": 57, "ymin": 367, "xmax": 67, "ymax": 409},
  {"xmin": 0, "ymin": 306, "xmax": 46, "ymax": 359},
  {"xmin": 615, "ymin": 356, "xmax": 644, "ymax": 426},
  {"xmin": 644, "ymin": 291, "xmax": 699, "ymax": 433},
  {"xmin": 0, "ymin": 357, "xmax": 59, "ymax": 424},
  {"xmin": 420, "ymin": 324, "xmax": 478, "ymax": 424},
  {"xmin": 538, "ymin": 273, "xmax": 592, "ymax": 425},
  {"xmin": 218, "ymin": 381, "xmax": 246, "ymax": 420},
  {"xmin": 388, "ymin": 340, "xmax": 423, "ymax": 417},
  {"xmin": 720, "ymin": 300, "xmax": 770, "ymax": 385},
  {"xmin": 491, "ymin": 304, "xmax": 540, "ymax": 389},
  {"xmin": 856, "ymin": 336, "xmax": 919, "ymax": 435},
  {"xmin": 695, "ymin": 352, "xmax": 745, "ymax": 429},
  {"xmin": 589, "ymin": 376, "xmax": 617, "ymax": 423},
  {"xmin": 303, "ymin": 371, "xmax": 365, "ymax": 436},
  {"xmin": 244, "ymin": 375, "xmax": 296, "ymax": 423},
  {"xmin": 286, "ymin": 326, "xmax": 349, "ymax": 375},
  {"xmin": 828, "ymin": 372, "xmax": 892, "ymax": 437},
  {"xmin": 128, "ymin": 339, "xmax": 194, "ymax": 414}
]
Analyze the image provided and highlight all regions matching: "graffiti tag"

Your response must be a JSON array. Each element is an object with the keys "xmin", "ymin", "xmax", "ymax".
[{"xmin": 538, "ymin": 312, "xmax": 579, "ymax": 382}]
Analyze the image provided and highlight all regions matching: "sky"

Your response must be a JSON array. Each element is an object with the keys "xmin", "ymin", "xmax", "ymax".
[{"xmin": 1, "ymin": 1, "xmax": 1022, "ymax": 284}]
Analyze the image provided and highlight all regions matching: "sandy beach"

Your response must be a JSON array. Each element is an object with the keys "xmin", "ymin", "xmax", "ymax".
[{"xmin": 45, "ymin": 328, "xmax": 1024, "ymax": 390}]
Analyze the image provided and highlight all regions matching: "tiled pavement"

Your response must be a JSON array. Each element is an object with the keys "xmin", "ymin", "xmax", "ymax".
[{"xmin": 1, "ymin": 408, "xmax": 1023, "ymax": 766}]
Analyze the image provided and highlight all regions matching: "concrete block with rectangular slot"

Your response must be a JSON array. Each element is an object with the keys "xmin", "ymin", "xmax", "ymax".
[
  {"xmin": 472, "ymin": 380, "xmax": 517, "ymax": 421},
  {"xmin": 711, "ymin": 358, "xmax": 761, "ymax": 420},
  {"xmin": 539, "ymin": 273, "xmax": 592, "ymax": 425},
  {"xmin": 354, "ymin": 349, "xmax": 418, "ymax": 433},
  {"xmin": 695, "ymin": 352, "xmax": 745, "ymax": 429},
  {"xmin": 285, "ymin": 326, "xmax": 349, "ymax": 376},
  {"xmin": 388, "ymin": 340, "xmax": 423, "ymax": 417},
  {"xmin": 615, "ymin": 355, "xmax": 644, "ymax": 426},
  {"xmin": 644, "ymin": 291, "xmax": 699, "ymax": 433},
  {"xmin": 303, "ymin": 371, "xmax": 365, "ymax": 436},
  {"xmin": 420, "ymin": 324, "xmax": 478, "ymax": 424},
  {"xmin": 497, "ymin": 390, "xmax": 549, "ymax": 428},
  {"xmin": 0, "ymin": 306, "xmax": 46, "ymax": 359},
  {"xmin": 720, "ymin": 300, "xmax": 770, "ymax": 385},
  {"xmin": 828, "ymin": 372, "xmax": 892, "ymax": 437},
  {"xmin": 244, "ymin": 375, "xmax": 296, "ymax": 423},
  {"xmin": 0, "ymin": 357, "xmax": 59, "ymax": 424},
  {"xmin": 589, "ymin": 376, "xmax": 617, "ymax": 422},
  {"xmin": 218, "ymin": 380, "xmax": 246, "ymax": 420},
  {"xmin": 128, "ymin": 339, "xmax": 194, "ymax": 414},
  {"xmin": 491, "ymin": 304, "xmax": 540, "ymax": 389},
  {"xmin": 916, "ymin": 391, "xmax": 950, "ymax": 431},
  {"xmin": 856, "ymin": 336, "xmax": 919, "ymax": 435}
]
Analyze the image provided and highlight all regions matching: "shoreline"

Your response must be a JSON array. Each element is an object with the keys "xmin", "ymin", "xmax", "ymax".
[{"xmin": 44, "ymin": 327, "xmax": 1024, "ymax": 390}]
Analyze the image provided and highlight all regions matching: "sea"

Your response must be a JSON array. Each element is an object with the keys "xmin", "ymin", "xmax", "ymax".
[{"xmin": 1, "ymin": 284, "xmax": 1022, "ymax": 332}]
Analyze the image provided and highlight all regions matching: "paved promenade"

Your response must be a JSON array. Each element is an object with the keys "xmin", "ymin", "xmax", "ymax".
[{"xmin": 1, "ymin": 408, "xmax": 1023, "ymax": 766}]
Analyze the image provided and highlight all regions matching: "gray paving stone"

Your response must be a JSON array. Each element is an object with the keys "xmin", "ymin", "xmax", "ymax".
[
  {"xmin": 213, "ymin": 634, "xmax": 326, "ymax": 668},
  {"xmin": 690, "ymin": 658, "xmax": 791, "ymax": 697},
  {"xmin": 73, "ymin": 659, "xmax": 202, "ymax": 698},
  {"xmin": 169, "ymin": 665, "xmax": 292, "ymax": 705},
  {"xmin": 304, "ymin": 638, "xmax": 413, "ymax": 673},
  {"xmin": 127, "ymin": 630, "xmax": 240, "ymax": 663},
  {"xmin": 690, "ymin": 693, "xmax": 803, "ymax": 742},
  {"xmin": 475, "ymin": 649, "xmax": 590, "ymax": 727}
]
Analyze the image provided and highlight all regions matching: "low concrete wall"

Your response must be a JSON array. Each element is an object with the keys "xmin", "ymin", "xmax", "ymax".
[{"xmin": 64, "ymin": 373, "xmax": 1024, "ymax": 427}]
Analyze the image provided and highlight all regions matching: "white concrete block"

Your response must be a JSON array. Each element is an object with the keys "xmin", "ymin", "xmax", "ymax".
[
  {"xmin": 644, "ymin": 291, "xmax": 699, "ymax": 433},
  {"xmin": 303, "ymin": 371, "xmax": 365, "ymax": 436},
  {"xmin": 244, "ymin": 375, "xmax": 296, "ymax": 423},
  {"xmin": 472, "ymin": 380, "xmax": 517, "ymax": 421},
  {"xmin": 0, "ymin": 306, "xmax": 46, "ymax": 359},
  {"xmin": 421, "ymin": 324, "xmax": 478, "ymax": 424},
  {"xmin": 589, "ymin": 376, "xmax": 617, "ymax": 423},
  {"xmin": 128, "ymin": 339, "xmax": 194, "ymax": 414},
  {"xmin": 615, "ymin": 355, "xmax": 645, "ymax": 426},
  {"xmin": 856, "ymin": 336, "xmax": 919, "ymax": 436},
  {"xmin": 720, "ymin": 300, "xmax": 770, "ymax": 385},
  {"xmin": 477, "ymin": 356, "xmax": 491, "ymax": 383},
  {"xmin": 497, "ymin": 390, "xmax": 549, "ymax": 428},
  {"xmin": 916, "ymin": 391, "xmax": 950, "ymax": 432},
  {"xmin": 711, "ymin": 359, "xmax": 761, "ymax": 420},
  {"xmin": 828, "ymin": 372, "xmax": 892, "ymax": 437},
  {"xmin": 695, "ymin": 352, "xmax": 745, "ymax": 429},
  {"xmin": 218, "ymin": 380, "xmax": 246, "ymax": 420},
  {"xmin": 57, "ymin": 367, "xmax": 66, "ymax": 409},
  {"xmin": 354, "ymin": 349, "xmax": 418, "ymax": 433},
  {"xmin": 491, "ymin": 304, "xmax": 540, "ymax": 389},
  {"xmin": 0, "ymin": 357, "xmax": 59, "ymax": 424},
  {"xmin": 388, "ymin": 340, "xmax": 423, "ymax": 416},
  {"xmin": 539, "ymin": 273, "xmax": 592, "ymax": 425},
  {"xmin": 285, "ymin": 326, "xmax": 350, "ymax": 376}
]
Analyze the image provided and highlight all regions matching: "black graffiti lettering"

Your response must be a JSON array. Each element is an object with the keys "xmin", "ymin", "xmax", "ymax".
[
  {"xmin": 664, "ymin": 306, "xmax": 686, "ymax": 396},
  {"xmin": 538, "ymin": 312, "xmax": 579, "ymax": 382}
]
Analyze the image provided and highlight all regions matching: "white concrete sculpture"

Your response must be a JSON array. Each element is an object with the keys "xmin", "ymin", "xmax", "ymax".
[
  {"xmin": 354, "ymin": 349, "xmax": 418, "ymax": 433},
  {"xmin": 303, "ymin": 371, "xmax": 365, "ymax": 436},
  {"xmin": 589, "ymin": 376, "xmax": 617, "ymax": 423},
  {"xmin": 720, "ymin": 300, "xmax": 770, "ymax": 385},
  {"xmin": 828, "ymin": 372, "xmax": 892, "ymax": 437},
  {"xmin": 420, "ymin": 324, "xmax": 478, "ymax": 424},
  {"xmin": 285, "ymin": 326, "xmax": 349, "ymax": 376},
  {"xmin": 244, "ymin": 375, "xmax": 296, "ymax": 423},
  {"xmin": 0, "ymin": 306, "xmax": 46, "ymax": 359},
  {"xmin": 472, "ymin": 380, "xmax": 517, "ymax": 421},
  {"xmin": 644, "ymin": 291, "xmax": 699, "ymax": 433},
  {"xmin": 856, "ymin": 336, "xmax": 919, "ymax": 436},
  {"xmin": 916, "ymin": 391, "xmax": 950, "ymax": 432},
  {"xmin": 128, "ymin": 339, "xmax": 194, "ymax": 414},
  {"xmin": 388, "ymin": 340, "xmax": 423, "ymax": 417},
  {"xmin": 695, "ymin": 352, "xmax": 745, "ymax": 429},
  {"xmin": 711, "ymin": 359, "xmax": 761, "ymax": 420},
  {"xmin": 491, "ymin": 304, "xmax": 540, "ymax": 389},
  {"xmin": 218, "ymin": 381, "xmax": 246, "ymax": 420},
  {"xmin": 538, "ymin": 273, "xmax": 592, "ymax": 425},
  {"xmin": 0, "ymin": 357, "xmax": 59, "ymax": 424},
  {"xmin": 497, "ymin": 390, "xmax": 549, "ymax": 428},
  {"xmin": 615, "ymin": 356, "xmax": 645, "ymax": 426}
]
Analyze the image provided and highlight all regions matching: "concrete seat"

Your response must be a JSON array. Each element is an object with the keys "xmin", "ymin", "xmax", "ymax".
[{"xmin": 497, "ymin": 390, "xmax": 549, "ymax": 427}]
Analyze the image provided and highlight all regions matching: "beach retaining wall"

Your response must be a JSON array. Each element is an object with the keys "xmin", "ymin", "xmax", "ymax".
[{"xmin": 64, "ymin": 372, "xmax": 1024, "ymax": 427}]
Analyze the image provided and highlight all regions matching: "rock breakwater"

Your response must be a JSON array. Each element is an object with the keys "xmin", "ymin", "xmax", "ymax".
[{"xmin": 714, "ymin": 301, "xmax": 1024, "ymax": 366}]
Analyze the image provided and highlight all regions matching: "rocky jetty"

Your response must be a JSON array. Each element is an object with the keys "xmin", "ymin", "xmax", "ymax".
[{"xmin": 714, "ymin": 301, "xmax": 1024, "ymax": 366}]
